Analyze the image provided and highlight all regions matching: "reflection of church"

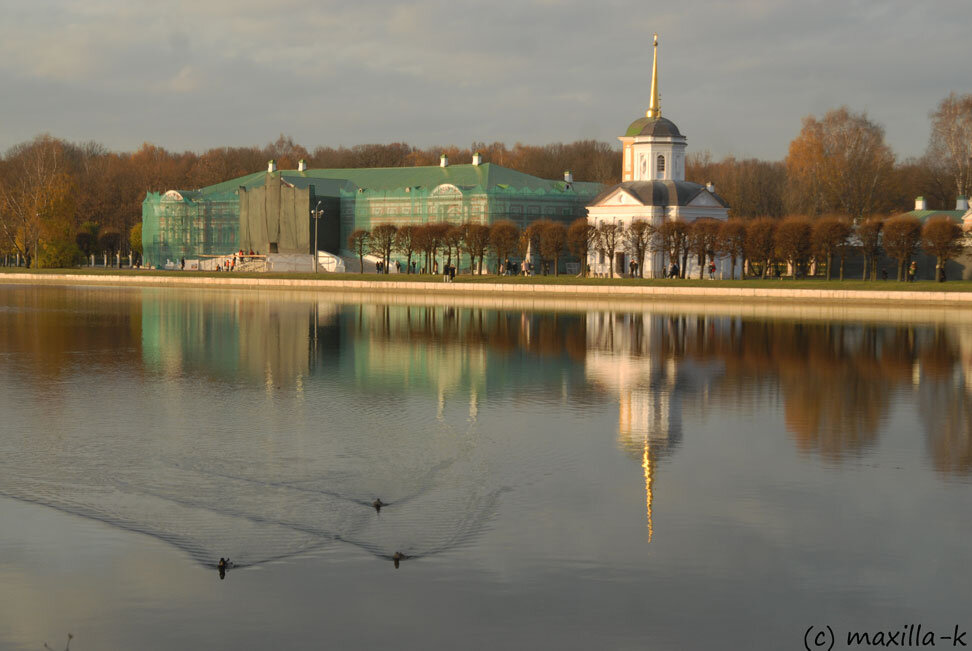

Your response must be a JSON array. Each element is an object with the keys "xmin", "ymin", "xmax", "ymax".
[{"xmin": 584, "ymin": 312, "xmax": 684, "ymax": 540}]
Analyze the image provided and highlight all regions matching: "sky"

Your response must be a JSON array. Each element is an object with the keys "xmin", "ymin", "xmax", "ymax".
[{"xmin": 1, "ymin": 0, "xmax": 970, "ymax": 162}]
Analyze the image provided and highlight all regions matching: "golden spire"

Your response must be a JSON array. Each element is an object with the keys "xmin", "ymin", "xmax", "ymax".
[{"xmin": 646, "ymin": 33, "xmax": 661, "ymax": 119}]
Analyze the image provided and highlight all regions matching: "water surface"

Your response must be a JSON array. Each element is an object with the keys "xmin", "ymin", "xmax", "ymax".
[{"xmin": 0, "ymin": 284, "xmax": 970, "ymax": 650}]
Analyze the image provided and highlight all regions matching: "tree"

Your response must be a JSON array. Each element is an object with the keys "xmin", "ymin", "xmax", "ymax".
[
  {"xmin": 882, "ymin": 215, "xmax": 922, "ymax": 281},
  {"xmin": 567, "ymin": 218, "xmax": 596, "ymax": 276},
  {"xmin": 0, "ymin": 135, "xmax": 77, "ymax": 268},
  {"xmin": 653, "ymin": 221, "xmax": 688, "ymax": 277},
  {"xmin": 716, "ymin": 219, "xmax": 746, "ymax": 280},
  {"xmin": 444, "ymin": 224, "xmax": 465, "ymax": 269},
  {"xmin": 744, "ymin": 218, "xmax": 778, "ymax": 279},
  {"xmin": 538, "ymin": 221, "xmax": 568, "ymax": 276},
  {"xmin": 129, "ymin": 223, "xmax": 143, "ymax": 266},
  {"xmin": 425, "ymin": 222, "xmax": 449, "ymax": 273},
  {"xmin": 98, "ymin": 228, "xmax": 122, "ymax": 259},
  {"xmin": 926, "ymin": 93, "xmax": 972, "ymax": 200},
  {"xmin": 596, "ymin": 221, "xmax": 622, "ymax": 277},
  {"xmin": 489, "ymin": 220, "xmax": 520, "ymax": 273},
  {"xmin": 348, "ymin": 229, "xmax": 370, "ymax": 274},
  {"xmin": 774, "ymin": 216, "xmax": 813, "ymax": 278},
  {"xmin": 369, "ymin": 223, "xmax": 397, "ymax": 273},
  {"xmin": 921, "ymin": 217, "xmax": 964, "ymax": 281},
  {"xmin": 687, "ymin": 218, "xmax": 721, "ymax": 279},
  {"xmin": 687, "ymin": 153, "xmax": 786, "ymax": 219},
  {"xmin": 785, "ymin": 107, "xmax": 895, "ymax": 219},
  {"xmin": 857, "ymin": 218, "xmax": 883, "ymax": 280},
  {"xmin": 465, "ymin": 223, "xmax": 491, "ymax": 274},
  {"xmin": 624, "ymin": 220, "xmax": 654, "ymax": 278},
  {"xmin": 394, "ymin": 225, "xmax": 417, "ymax": 273},
  {"xmin": 811, "ymin": 216, "xmax": 852, "ymax": 280}
]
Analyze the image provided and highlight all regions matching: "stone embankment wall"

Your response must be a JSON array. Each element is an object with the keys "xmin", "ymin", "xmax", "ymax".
[{"xmin": 3, "ymin": 272, "xmax": 972, "ymax": 306}]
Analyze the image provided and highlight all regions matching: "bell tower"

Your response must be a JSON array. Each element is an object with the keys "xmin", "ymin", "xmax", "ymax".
[{"xmin": 620, "ymin": 34, "xmax": 687, "ymax": 182}]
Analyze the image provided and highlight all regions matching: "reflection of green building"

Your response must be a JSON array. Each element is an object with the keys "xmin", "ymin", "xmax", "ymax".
[{"xmin": 142, "ymin": 161, "xmax": 602, "ymax": 268}]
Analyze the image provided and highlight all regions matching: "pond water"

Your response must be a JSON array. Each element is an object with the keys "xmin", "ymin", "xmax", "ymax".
[{"xmin": 0, "ymin": 284, "xmax": 970, "ymax": 650}]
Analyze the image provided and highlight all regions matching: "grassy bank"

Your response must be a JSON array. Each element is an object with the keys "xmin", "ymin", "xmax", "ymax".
[{"xmin": 2, "ymin": 267, "xmax": 972, "ymax": 292}]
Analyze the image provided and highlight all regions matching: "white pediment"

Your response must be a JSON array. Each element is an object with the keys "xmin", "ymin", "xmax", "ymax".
[
  {"xmin": 687, "ymin": 191, "xmax": 723, "ymax": 208},
  {"xmin": 594, "ymin": 187, "xmax": 643, "ymax": 208}
]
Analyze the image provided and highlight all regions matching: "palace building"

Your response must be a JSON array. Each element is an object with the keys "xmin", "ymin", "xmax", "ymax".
[
  {"xmin": 586, "ymin": 35, "xmax": 731, "ymax": 278},
  {"xmin": 141, "ymin": 156, "xmax": 602, "ymax": 269}
]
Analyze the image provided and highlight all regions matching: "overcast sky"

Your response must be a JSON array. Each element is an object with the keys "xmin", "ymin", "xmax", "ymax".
[{"xmin": 1, "ymin": 0, "xmax": 969, "ymax": 161}]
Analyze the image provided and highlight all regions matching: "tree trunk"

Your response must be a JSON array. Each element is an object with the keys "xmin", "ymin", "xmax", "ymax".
[
  {"xmin": 862, "ymin": 256, "xmax": 868, "ymax": 281},
  {"xmin": 839, "ymin": 254, "xmax": 845, "ymax": 281},
  {"xmin": 826, "ymin": 251, "xmax": 833, "ymax": 281},
  {"xmin": 897, "ymin": 260, "xmax": 904, "ymax": 282},
  {"xmin": 358, "ymin": 254, "xmax": 364, "ymax": 274}
]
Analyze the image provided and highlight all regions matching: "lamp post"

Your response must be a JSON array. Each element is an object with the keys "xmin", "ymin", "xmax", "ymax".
[{"xmin": 311, "ymin": 201, "xmax": 323, "ymax": 273}]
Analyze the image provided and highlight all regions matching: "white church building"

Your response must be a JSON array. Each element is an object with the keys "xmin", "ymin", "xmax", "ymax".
[{"xmin": 587, "ymin": 35, "xmax": 731, "ymax": 278}]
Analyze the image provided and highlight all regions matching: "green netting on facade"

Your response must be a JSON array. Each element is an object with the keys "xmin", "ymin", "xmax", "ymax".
[
  {"xmin": 142, "ymin": 190, "xmax": 241, "ymax": 268},
  {"xmin": 142, "ymin": 164, "xmax": 603, "ymax": 268}
]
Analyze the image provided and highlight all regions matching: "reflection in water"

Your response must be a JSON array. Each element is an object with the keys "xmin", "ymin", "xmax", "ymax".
[{"xmin": 2, "ymin": 285, "xmax": 972, "ymax": 573}]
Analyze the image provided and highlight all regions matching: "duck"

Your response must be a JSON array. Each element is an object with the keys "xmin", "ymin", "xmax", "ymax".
[
  {"xmin": 372, "ymin": 498, "xmax": 386, "ymax": 512},
  {"xmin": 392, "ymin": 551, "xmax": 408, "ymax": 569}
]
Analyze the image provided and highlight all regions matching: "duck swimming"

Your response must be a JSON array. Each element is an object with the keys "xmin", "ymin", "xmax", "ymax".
[
  {"xmin": 392, "ymin": 551, "xmax": 408, "ymax": 569},
  {"xmin": 372, "ymin": 498, "xmax": 386, "ymax": 513}
]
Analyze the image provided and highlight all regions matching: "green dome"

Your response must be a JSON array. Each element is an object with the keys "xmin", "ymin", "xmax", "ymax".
[{"xmin": 624, "ymin": 116, "xmax": 682, "ymax": 138}]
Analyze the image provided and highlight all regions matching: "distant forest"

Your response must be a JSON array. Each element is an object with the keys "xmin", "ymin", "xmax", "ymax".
[{"xmin": 1, "ymin": 92, "xmax": 969, "ymax": 266}]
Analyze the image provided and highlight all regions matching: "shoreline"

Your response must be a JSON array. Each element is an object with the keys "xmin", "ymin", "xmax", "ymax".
[
  {"xmin": 3, "ymin": 271, "xmax": 972, "ymax": 307},
  {"xmin": 3, "ymin": 270, "xmax": 972, "ymax": 306}
]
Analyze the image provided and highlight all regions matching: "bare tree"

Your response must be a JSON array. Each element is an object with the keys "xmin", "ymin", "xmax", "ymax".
[
  {"xmin": 0, "ymin": 135, "xmax": 75, "ymax": 267},
  {"xmin": 926, "ymin": 93, "xmax": 972, "ymax": 200},
  {"xmin": 716, "ymin": 219, "xmax": 746, "ymax": 280},
  {"xmin": 465, "ymin": 223, "xmax": 491, "ymax": 274},
  {"xmin": 811, "ymin": 216, "xmax": 852, "ymax": 280},
  {"xmin": 394, "ymin": 225, "xmax": 417, "ymax": 273},
  {"xmin": 489, "ymin": 220, "xmax": 520, "ymax": 273},
  {"xmin": 744, "ymin": 218, "xmax": 778, "ymax": 279},
  {"xmin": 538, "ymin": 220, "xmax": 568, "ymax": 276},
  {"xmin": 857, "ymin": 218, "xmax": 883, "ymax": 280},
  {"xmin": 567, "ymin": 217, "xmax": 596, "ymax": 276},
  {"xmin": 654, "ymin": 220, "xmax": 688, "ymax": 277},
  {"xmin": 369, "ymin": 223, "xmax": 397, "ymax": 273},
  {"xmin": 347, "ymin": 229, "xmax": 370, "ymax": 274},
  {"xmin": 624, "ymin": 220, "xmax": 654, "ymax": 277},
  {"xmin": 883, "ymin": 215, "xmax": 922, "ymax": 281},
  {"xmin": 774, "ymin": 216, "xmax": 813, "ymax": 278},
  {"xmin": 596, "ymin": 221, "xmax": 622, "ymax": 277},
  {"xmin": 785, "ymin": 107, "xmax": 895, "ymax": 219},
  {"xmin": 921, "ymin": 217, "xmax": 965, "ymax": 281},
  {"xmin": 687, "ymin": 218, "xmax": 721, "ymax": 279}
]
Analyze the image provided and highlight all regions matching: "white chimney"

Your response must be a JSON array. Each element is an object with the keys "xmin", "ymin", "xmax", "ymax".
[
  {"xmin": 956, "ymin": 195, "xmax": 969, "ymax": 211},
  {"xmin": 706, "ymin": 181, "xmax": 715, "ymax": 193},
  {"xmin": 564, "ymin": 170, "xmax": 573, "ymax": 184},
  {"xmin": 298, "ymin": 159, "xmax": 307, "ymax": 172},
  {"xmin": 440, "ymin": 153, "xmax": 448, "ymax": 168},
  {"xmin": 915, "ymin": 196, "xmax": 927, "ymax": 211},
  {"xmin": 472, "ymin": 152, "xmax": 482, "ymax": 166},
  {"xmin": 268, "ymin": 159, "xmax": 277, "ymax": 173}
]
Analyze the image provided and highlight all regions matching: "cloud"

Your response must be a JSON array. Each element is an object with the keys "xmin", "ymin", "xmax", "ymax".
[{"xmin": 0, "ymin": 0, "xmax": 970, "ymax": 158}]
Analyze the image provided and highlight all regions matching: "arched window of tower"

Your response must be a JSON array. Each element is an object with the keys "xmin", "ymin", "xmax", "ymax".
[{"xmin": 657, "ymin": 154, "xmax": 666, "ymax": 178}]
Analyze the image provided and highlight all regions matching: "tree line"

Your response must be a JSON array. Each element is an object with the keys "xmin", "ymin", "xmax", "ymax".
[
  {"xmin": 349, "ymin": 212, "xmax": 966, "ymax": 282},
  {"xmin": 1, "ymin": 92, "xmax": 969, "ymax": 268}
]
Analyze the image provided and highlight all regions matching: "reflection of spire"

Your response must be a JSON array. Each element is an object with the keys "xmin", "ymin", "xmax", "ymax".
[{"xmin": 642, "ymin": 439, "xmax": 654, "ymax": 542}]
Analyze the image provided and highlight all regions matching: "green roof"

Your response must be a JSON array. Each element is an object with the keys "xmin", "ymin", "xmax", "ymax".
[
  {"xmin": 904, "ymin": 210, "xmax": 968, "ymax": 223},
  {"xmin": 175, "ymin": 163, "xmax": 602, "ymax": 198}
]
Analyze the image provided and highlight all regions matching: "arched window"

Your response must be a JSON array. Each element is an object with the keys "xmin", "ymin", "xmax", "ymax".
[{"xmin": 657, "ymin": 154, "xmax": 666, "ymax": 176}]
